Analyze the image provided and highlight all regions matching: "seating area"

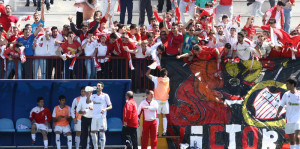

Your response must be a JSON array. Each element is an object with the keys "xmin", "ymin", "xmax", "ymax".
[{"xmin": 0, "ymin": 117, "xmax": 123, "ymax": 147}]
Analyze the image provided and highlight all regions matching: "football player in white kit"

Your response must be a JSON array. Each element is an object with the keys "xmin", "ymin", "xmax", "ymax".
[
  {"xmin": 71, "ymin": 87, "xmax": 86, "ymax": 149},
  {"xmin": 276, "ymin": 77, "xmax": 300, "ymax": 149},
  {"xmin": 90, "ymin": 82, "xmax": 112, "ymax": 149}
]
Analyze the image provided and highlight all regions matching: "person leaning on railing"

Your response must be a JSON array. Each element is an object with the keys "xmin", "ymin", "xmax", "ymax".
[{"xmin": 3, "ymin": 42, "xmax": 23, "ymax": 79}]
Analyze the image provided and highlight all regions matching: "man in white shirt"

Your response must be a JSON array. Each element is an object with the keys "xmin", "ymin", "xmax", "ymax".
[
  {"xmin": 215, "ymin": 25, "xmax": 227, "ymax": 48},
  {"xmin": 263, "ymin": 1, "xmax": 286, "ymax": 29},
  {"xmin": 225, "ymin": 27, "xmax": 239, "ymax": 57},
  {"xmin": 138, "ymin": 90, "xmax": 158, "ymax": 149},
  {"xmin": 82, "ymin": 31, "xmax": 97, "ymax": 79},
  {"xmin": 71, "ymin": 87, "xmax": 86, "ymax": 149},
  {"xmin": 232, "ymin": 32, "xmax": 256, "ymax": 61},
  {"xmin": 76, "ymin": 86, "xmax": 94, "ymax": 149},
  {"xmin": 46, "ymin": 26, "xmax": 64, "ymax": 79},
  {"xmin": 276, "ymin": 77, "xmax": 300, "ymax": 149},
  {"xmin": 90, "ymin": 82, "xmax": 112, "ymax": 149},
  {"xmin": 33, "ymin": 30, "xmax": 48, "ymax": 79}
]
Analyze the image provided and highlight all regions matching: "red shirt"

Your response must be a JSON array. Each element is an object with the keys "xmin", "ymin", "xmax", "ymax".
[
  {"xmin": 0, "ymin": 14, "xmax": 19, "ymax": 32},
  {"xmin": 128, "ymin": 32, "xmax": 141, "ymax": 42},
  {"xmin": 219, "ymin": 0, "xmax": 233, "ymax": 5},
  {"xmin": 3, "ymin": 33, "xmax": 19, "ymax": 43},
  {"xmin": 106, "ymin": 37, "xmax": 119, "ymax": 55},
  {"xmin": 123, "ymin": 98, "xmax": 139, "ymax": 128},
  {"xmin": 117, "ymin": 38, "xmax": 137, "ymax": 57},
  {"xmin": 3, "ymin": 47, "xmax": 21, "ymax": 60},
  {"xmin": 88, "ymin": 17, "xmax": 107, "ymax": 32},
  {"xmin": 30, "ymin": 106, "xmax": 52, "ymax": 124},
  {"xmin": 141, "ymin": 33, "xmax": 147, "ymax": 40},
  {"xmin": 60, "ymin": 41, "xmax": 81, "ymax": 55},
  {"xmin": 166, "ymin": 32, "xmax": 183, "ymax": 55},
  {"xmin": 0, "ymin": 4, "xmax": 5, "ymax": 15},
  {"xmin": 192, "ymin": 46, "xmax": 216, "ymax": 60},
  {"xmin": 243, "ymin": 25, "xmax": 256, "ymax": 41}
]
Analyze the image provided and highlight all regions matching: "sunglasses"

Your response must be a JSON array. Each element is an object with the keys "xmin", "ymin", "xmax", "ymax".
[
  {"xmin": 190, "ymin": 30, "xmax": 195, "ymax": 31},
  {"xmin": 269, "ymin": 22, "xmax": 275, "ymax": 24}
]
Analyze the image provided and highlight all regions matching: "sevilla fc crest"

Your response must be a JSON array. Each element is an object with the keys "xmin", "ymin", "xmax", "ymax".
[{"xmin": 253, "ymin": 87, "xmax": 280, "ymax": 120}]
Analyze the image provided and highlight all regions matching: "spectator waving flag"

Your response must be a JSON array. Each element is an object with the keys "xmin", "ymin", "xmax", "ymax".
[
  {"xmin": 93, "ymin": 56, "xmax": 102, "ymax": 71},
  {"xmin": 233, "ymin": 15, "xmax": 241, "ymax": 24},
  {"xmin": 21, "ymin": 16, "xmax": 31, "ymax": 21},
  {"xmin": 127, "ymin": 52, "xmax": 134, "ymax": 70},
  {"xmin": 20, "ymin": 46, "xmax": 26, "ymax": 64}
]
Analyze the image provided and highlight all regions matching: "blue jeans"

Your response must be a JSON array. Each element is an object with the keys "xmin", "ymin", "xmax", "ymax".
[
  {"xmin": 33, "ymin": 58, "xmax": 46, "ymax": 79},
  {"xmin": 251, "ymin": 1, "xmax": 263, "ymax": 17},
  {"xmin": 26, "ymin": 0, "xmax": 36, "ymax": 5},
  {"xmin": 85, "ymin": 58, "xmax": 95, "ymax": 79},
  {"xmin": 284, "ymin": 8, "xmax": 292, "ymax": 33},
  {"xmin": 5, "ymin": 60, "xmax": 22, "ymax": 79}
]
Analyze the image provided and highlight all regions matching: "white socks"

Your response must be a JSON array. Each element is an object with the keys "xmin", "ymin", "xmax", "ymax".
[
  {"xmin": 43, "ymin": 140, "xmax": 48, "ymax": 148},
  {"xmin": 91, "ymin": 133, "xmax": 98, "ymax": 149},
  {"xmin": 99, "ymin": 132, "xmax": 106, "ymax": 149},
  {"xmin": 87, "ymin": 136, "xmax": 90, "ymax": 149},
  {"xmin": 31, "ymin": 134, "xmax": 36, "ymax": 141},
  {"xmin": 75, "ymin": 136, "xmax": 80, "ymax": 149},
  {"xmin": 163, "ymin": 117, "xmax": 168, "ymax": 133},
  {"xmin": 56, "ymin": 134, "xmax": 61, "ymax": 149},
  {"xmin": 156, "ymin": 118, "xmax": 159, "ymax": 133},
  {"xmin": 67, "ymin": 136, "xmax": 72, "ymax": 149}
]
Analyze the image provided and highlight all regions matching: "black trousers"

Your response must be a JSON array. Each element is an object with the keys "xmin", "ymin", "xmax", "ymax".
[
  {"xmin": 120, "ymin": 0, "xmax": 133, "ymax": 24},
  {"xmin": 122, "ymin": 126, "xmax": 138, "ymax": 149},
  {"xmin": 139, "ymin": 0, "xmax": 153, "ymax": 26},
  {"xmin": 76, "ymin": 11, "xmax": 83, "ymax": 29},
  {"xmin": 81, "ymin": 116, "xmax": 92, "ymax": 149},
  {"xmin": 157, "ymin": 0, "xmax": 171, "ymax": 12}
]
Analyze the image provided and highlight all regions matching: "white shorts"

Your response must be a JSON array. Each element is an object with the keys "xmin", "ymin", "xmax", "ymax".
[
  {"xmin": 33, "ymin": 123, "xmax": 48, "ymax": 132},
  {"xmin": 74, "ymin": 120, "xmax": 81, "ymax": 132},
  {"xmin": 156, "ymin": 99, "xmax": 169, "ymax": 114},
  {"xmin": 54, "ymin": 125, "xmax": 71, "ymax": 134},
  {"xmin": 91, "ymin": 117, "xmax": 107, "ymax": 131},
  {"xmin": 285, "ymin": 123, "xmax": 300, "ymax": 134}
]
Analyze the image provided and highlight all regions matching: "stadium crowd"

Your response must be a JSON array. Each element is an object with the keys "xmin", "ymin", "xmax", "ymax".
[{"xmin": 0, "ymin": 0, "xmax": 299, "ymax": 80}]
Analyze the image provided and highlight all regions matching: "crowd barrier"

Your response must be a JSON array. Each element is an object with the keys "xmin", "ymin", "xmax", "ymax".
[{"xmin": 0, "ymin": 56, "xmax": 159, "ymax": 92}]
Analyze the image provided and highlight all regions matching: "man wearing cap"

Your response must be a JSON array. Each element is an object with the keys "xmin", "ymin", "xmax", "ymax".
[{"xmin": 76, "ymin": 86, "xmax": 94, "ymax": 149}]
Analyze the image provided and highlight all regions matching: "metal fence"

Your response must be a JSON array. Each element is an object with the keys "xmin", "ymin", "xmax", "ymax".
[{"xmin": 0, "ymin": 56, "xmax": 159, "ymax": 92}]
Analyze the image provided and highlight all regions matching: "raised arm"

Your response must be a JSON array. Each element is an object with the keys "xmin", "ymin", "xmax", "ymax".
[
  {"xmin": 146, "ymin": 68, "xmax": 154, "ymax": 80},
  {"xmin": 33, "ymin": 23, "xmax": 43, "ymax": 36},
  {"xmin": 41, "ymin": 0, "xmax": 45, "ymax": 21},
  {"xmin": 152, "ymin": 6, "xmax": 163, "ymax": 22},
  {"xmin": 69, "ymin": 17, "xmax": 82, "ymax": 36},
  {"xmin": 104, "ymin": 0, "xmax": 111, "ymax": 20},
  {"xmin": 88, "ymin": 18, "xmax": 100, "ymax": 34},
  {"xmin": 163, "ymin": 13, "xmax": 169, "ymax": 34},
  {"xmin": 176, "ymin": 52, "xmax": 192, "ymax": 59}
]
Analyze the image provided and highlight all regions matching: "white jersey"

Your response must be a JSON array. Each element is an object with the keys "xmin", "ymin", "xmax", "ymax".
[
  {"xmin": 76, "ymin": 97, "xmax": 93, "ymax": 118},
  {"xmin": 82, "ymin": 39, "xmax": 97, "ymax": 56},
  {"xmin": 34, "ymin": 35, "xmax": 48, "ymax": 56},
  {"xmin": 47, "ymin": 34, "xmax": 64, "ymax": 56},
  {"xmin": 135, "ymin": 46, "xmax": 151, "ymax": 58},
  {"xmin": 280, "ymin": 90, "xmax": 300, "ymax": 123},
  {"xmin": 233, "ymin": 38, "xmax": 255, "ymax": 60},
  {"xmin": 137, "ymin": 99, "xmax": 158, "ymax": 121},
  {"xmin": 91, "ymin": 93, "xmax": 111, "ymax": 118}
]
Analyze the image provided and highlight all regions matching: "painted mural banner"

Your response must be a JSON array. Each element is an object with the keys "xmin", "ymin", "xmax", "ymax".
[{"xmin": 161, "ymin": 57, "xmax": 299, "ymax": 149}]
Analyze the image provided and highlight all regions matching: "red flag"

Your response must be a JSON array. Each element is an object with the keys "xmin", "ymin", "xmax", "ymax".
[
  {"xmin": 272, "ymin": 28, "xmax": 300, "ymax": 48},
  {"xmin": 69, "ymin": 57, "xmax": 77, "ymax": 70},
  {"xmin": 93, "ymin": 56, "xmax": 102, "ymax": 71},
  {"xmin": 21, "ymin": 16, "xmax": 31, "ymax": 21},
  {"xmin": 233, "ymin": 15, "xmax": 241, "ymax": 24}
]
